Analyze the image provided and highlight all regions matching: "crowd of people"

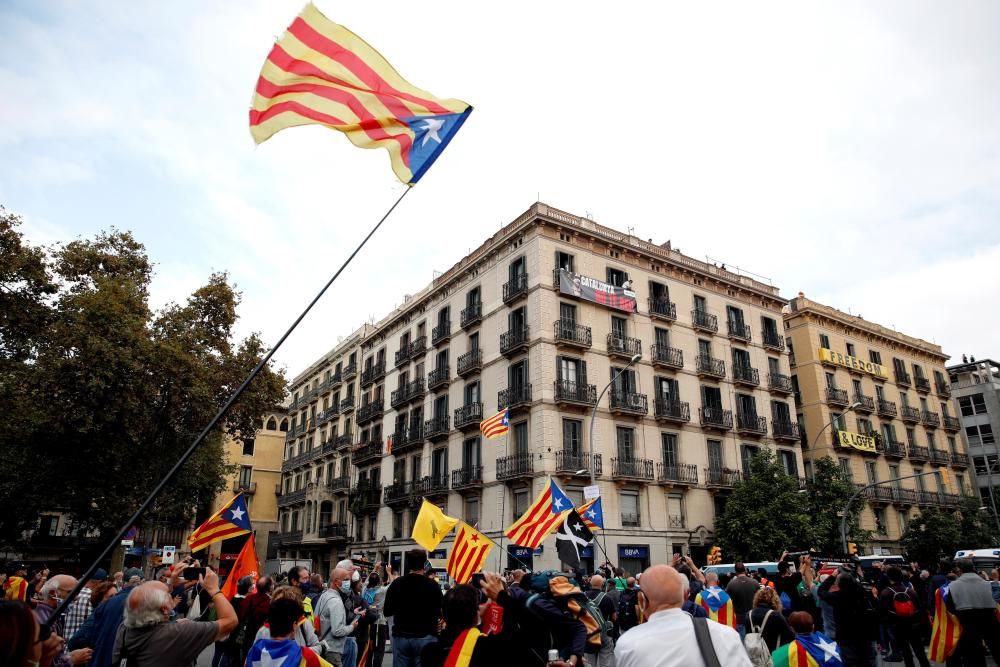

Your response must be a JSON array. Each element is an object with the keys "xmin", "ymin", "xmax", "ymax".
[{"xmin": 2, "ymin": 550, "xmax": 1000, "ymax": 667}]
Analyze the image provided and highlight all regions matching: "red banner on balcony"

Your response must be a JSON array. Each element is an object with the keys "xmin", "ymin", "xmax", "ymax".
[{"xmin": 557, "ymin": 269, "xmax": 637, "ymax": 313}]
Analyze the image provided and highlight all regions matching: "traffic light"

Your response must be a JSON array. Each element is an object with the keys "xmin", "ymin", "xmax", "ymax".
[{"xmin": 848, "ymin": 542, "xmax": 858, "ymax": 556}]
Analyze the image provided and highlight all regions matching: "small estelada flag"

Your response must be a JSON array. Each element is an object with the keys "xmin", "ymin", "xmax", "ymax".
[
  {"xmin": 555, "ymin": 509, "xmax": 593, "ymax": 570},
  {"xmin": 928, "ymin": 584, "xmax": 961, "ymax": 663},
  {"xmin": 576, "ymin": 497, "xmax": 604, "ymax": 531},
  {"xmin": 447, "ymin": 522, "xmax": 492, "ymax": 584},
  {"xmin": 479, "ymin": 408, "xmax": 509, "ymax": 440},
  {"xmin": 505, "ymin": 479, "xmax": 572, "ymax": 549},
  {"xmin": 188, "ymin": 493, "xmax": 251, "ymax": 552}
]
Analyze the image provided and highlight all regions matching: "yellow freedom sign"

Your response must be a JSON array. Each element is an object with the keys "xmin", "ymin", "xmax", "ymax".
[
  {"xmin": 818, "ymin": 348, "xmax": 889, "ymax": 379},
  {"xmin": 837, "ymin": 430, "xmax": 877, "ymax": 453}
]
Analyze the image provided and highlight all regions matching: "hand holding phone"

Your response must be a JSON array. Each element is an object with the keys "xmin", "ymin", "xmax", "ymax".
[{"xmin": 183, "ymin": 567, "xmax": 206, "ymax": 581}]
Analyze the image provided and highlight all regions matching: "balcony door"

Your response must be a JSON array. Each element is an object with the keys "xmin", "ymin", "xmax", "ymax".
[
  {"xmin": 462, "ymin": 437, "xmax": 481, "ymax": 469},
  {"xmin": 611, "ymin": 367, "xmax": 637, "ymax": 395},
  {"xmin": 509, "ymin": 306, "xmax": 526, "ymax": 333},
  {"xmin": 465, "ymin": 381, "xmax": 480, "ymax": 406},
  {"xmin": 736, "ymin": 394, "xmax": 757, "ymax": 419},
  {"xmin": 616, "ymin": 426, "xmax": 635, "ymax": 460},
  {"xmin": 512, "ymin": 421, "xmax": 529, "ymax": 456},
  {"xmin": 434, "ymin": 394, "xmax": 448, "ymax": 420},
  {"xmin": 726, "ymin": 305, "xmax": 745, "ymax": 329},
  {"xmin": 656, "ymin": 377, "xmax": 678, "ymax": 405},
  {"xmin": 560, "ymin": 302, "xmax": 577, "ymax": 326},
  {"xmin": 662, "ymin": 433, "xmax": 678, "ymax": 467},
  {"xmin": 732, "ymin": 347, "xmax": 751, "ymax": 370},
  {"xmin": 698, "ymin": 339, "xmax": 712, "ymax": 359},
  {"xmin": 510, "ymin": 360, "xmax": 529, "ymax": 391},
  {"xmin": 694, "ymin": 294, "xmax": 708, "ymax": 314},
  {"xmin": 509, "ymin": 256, "xmax": 526, "ymax": 281},
  {"xmin": 432, "ymin": 447, "xmax": 447, "ymax": 481},
  {"xmin": 771, "ymin": 400, "xmax": 791, "ymax": 424},
  {"xmin": 707, "ymin": 440, "xmax": 723, "ymax": 471},
  {"xmin": 701, "ymin": 385, "xmax": 723, "ymax": 411},
  {"xmin": 557, "ymin": 356, "xmax": 585, "ymax": 387}
]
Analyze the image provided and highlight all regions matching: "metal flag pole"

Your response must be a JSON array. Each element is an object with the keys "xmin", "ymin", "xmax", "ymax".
[
  {"xmin": 44, "ymin": 186, "xmax": 414, "ymax": 629},
  {"xmin": 496, "ymin": 425, "xmax": 509, "ymax": 571}
]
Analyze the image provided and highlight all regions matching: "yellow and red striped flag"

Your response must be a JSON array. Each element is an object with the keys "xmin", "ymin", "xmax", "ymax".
[
  {"xmin": 447, "ymin": 522, "xmax": 493, "ymax": 584},
  {"xmin": 250, "ymin": 3, "xmax": 472, "ymax": 185},
  {"xmin": 188, "ymin": 493, "xmax": 252, "ymax": 552},
  {"xmin": 928, "ymin": 584, "xmax": 961, "ymax": 663},
  {"xmin": 505, "ymin": 480, "xmax": 571, "ymax": 549},
  {"xmin": 479, "ymin": 409, "xmax": 509, "ymax": 440}
]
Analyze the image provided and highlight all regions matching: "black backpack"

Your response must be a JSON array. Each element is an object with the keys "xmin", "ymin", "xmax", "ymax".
[{"xmin": 618, "ymin": 588, "xmax": 639, "ymax": 629}]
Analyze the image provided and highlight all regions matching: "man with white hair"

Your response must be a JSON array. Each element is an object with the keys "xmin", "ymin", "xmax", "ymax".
[
  {"xmin": 615, "ymin": 565, "xmax": 749, "ymax": 667},
  {"xmin": 316, "ymin": 567, "xmax": 359, "ymax": 667},
  {"xmin": 34, "ymin": 574, "xmax": 93, "ymax": 666},
  {"xmin": 111, "ymin": 566, "xmax": 237, "ymax": 667}
]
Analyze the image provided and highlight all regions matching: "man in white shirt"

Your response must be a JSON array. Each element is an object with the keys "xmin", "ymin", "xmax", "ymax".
[{"xmin": 614, "ymin": 565, "xmax": 750, "ymax": 667}]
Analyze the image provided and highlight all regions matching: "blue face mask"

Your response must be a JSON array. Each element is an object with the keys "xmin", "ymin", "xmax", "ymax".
[
  {"xmin": 341, "ymin": 580, "xmax": 351, "ymax": 594},
  {"xmin": 300, "ymin": 582, "xmax": 313, "ymax": 595}
]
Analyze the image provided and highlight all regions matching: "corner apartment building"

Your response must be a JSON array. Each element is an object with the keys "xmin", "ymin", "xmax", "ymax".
[
  {"xmin": 276, "ymin": 202, "xmax": 799, "ymax": 577},
  {"xmin": 947, "ymin": 358, "xmax": 1000, "ymax": 512},
  {"xmin": 784, "ymin": 295, "xmax": 971, "ymax": 553}
]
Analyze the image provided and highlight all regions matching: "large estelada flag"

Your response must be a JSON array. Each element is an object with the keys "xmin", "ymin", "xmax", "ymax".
[
  {"xmin": 576, "ymin": 497, "xmax": 604, "ymax": 531},
  {"xmin": 220, "ymin": 533, "xmax": 259, "ymax": 599},
  {"xmin": 505, "ymin": 479, "xmax": 572, "ymax": 549},
  {"xmin": 250, "ymin": 3, "xmax": 472, "ymax": 185},
  {"xmin": 479, "ymin": 408, "xmax": 509, "ymax": 440},
  {"xmin": 447, "ymin": 522, "xmax": 493, "ymax": 584},
  {"xmin": 246, "ymin": 638, "xmax": 310, "ymax": 667},
  {"xmin": 188, "ymin": 493, "xmax": 251, "ymax": 552},
  {"xmin": 771, "ymin": 632, "xmax": 842, "ymax": 667},
  {"xmin": 929, "ymin": 584, "xmax": 961, "ymax": 663},
  {"xmin": 694, "ymin": 586, "xmax": 736, "ymax": 628}
]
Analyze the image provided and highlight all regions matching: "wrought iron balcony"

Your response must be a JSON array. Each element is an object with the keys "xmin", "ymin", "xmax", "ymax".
[
  {"xmin": 704, "ymin": 467, "xmax": 741, "ymax": 488},
  {"xmin": 330, "ymin": 369, "xmax": 343, "ymax": 388},
  {"xmin": 277, "ymin": 488, "xmax": 306, "ymax": 507},
  {"xmin": 424, "ymin": 414, "xmax": 450, "ymax": 441},
  {"xmin": 936, "ymin": 382, "xmax": 951, "ymax": 398},
  {"xmin": 772, "ymin": 420, "xmax": 801, "ymax": 442},
  {"xmin": 609, "ymin": 390, "xmax": 648, "ymax": 416},
  {"xmin": 553, "ymin": 319, "xmax": 592, "ymax": 348},
  {"xmin": 340, "ymin": 397, "xmax": 355, "ymax": 413},
  {"xmin": 699, "ymin": 407, "xmax": 733, "ymax": 431},
  {"xmin": 929, "ymin": 449, "xmax": 949, "ymax": 466},
  {"xmin": 877, "ymin": 399, "xmax": 897, "ymax": 418},
  {"xmin": 895, "ymin": 370, "xmax": 912, "ymax": 386},
  {"xmin": 900, "ymin": 406, "xmax": 920, "ymax": 423},
  {"xmin": 554, "ymin": 380, "xmax": 597, "ymax": 407},
  {"xmin": 921, "ymin": 410, "xmax": 940, "ymax": 428},
  {"xmin": 405, "ymin": 377, "xmax": 426, "ymax": 403},
  {"xmin": 499, "ymin": 384, "xmax": 532, "ymax": 411},
  {"xmin": 233, "ymin": 481, "xmax": 257, "ymax": 495},
  {"xmin": 611, "ymin": 457, "xmax": 654, "ymax": 481},
  {"xmin": 768, "ymin": 373, "xmax": 794, "ymax": 394},
  {"xmin": 390, "ymin": 385, "xmax": 408, "ymax": 409},
  {"xmin": 394, "ymin": 346, "xmax": 410, "ymax": 368},
  {"xmin": 352, "ymin": 441, "xmax": 382, "ymax": 466},
  {"xmin": 457, "ymin": 349, "xmax": 482, "ymax": 376},
  {"xmin": 695, "ymin": 355, "xmax": 726, "ymax": 379},
  {"xmin": 317, "ymin": 405, "xmax": 339, "ymax": 425},
  {"xmin": 761, "ymin": 330, "xmax": 785, "ymax": 351},
  {"xmin": 727, "ymin": 320, "xmax": 751, "ymax": 342},
  {"xmin": 497, "ymin": 452, "xmax": 534, "ymax": 480},
  {"xmin": 426, "ymin": 473, "xmax": 450, "ymax": 497},
  {"xmin": 334, "ymin": 431, "xmax": 353, "ymax": 450},
  {"xmin": 732, "ymin": 364, "xmax": 760, "ymax": 386},
  {"xmin": 392, "ymin": 422, "xmax": 425, "ymax": 454},
  {"xmin": 853, "ymin": 394, "xmax": 875, "ymax": 413},
  {"xmin": 555, "ymin": 451, "xmax": 602, "ymax": 478},
  {"xmin": 691, "ymin": 309, "xmax": 718, "ymax": 333},
  {"xmin": 454, "ymin": 402, "xmax": 484, "ymax": 430},
  {"xmin": 357, "ymin": 399, "xmax": 384, "ymax": 425},
  {"xmin": 408, "ymin": 336, "xmax": 427, "ymax": 359},
  {"xmin": 326, "ymin": 476, "xmax": 350, "ymax": 493},
  {"xmin": 914, "ymin": 377, "xmax": 931, "ymax": 393},
  {"xmin": 607, "ymin": 334, "xmax": 642, "ymax": 359},
  {"xmin": 648, "ymin": 297, "xmax": 677, "ymax": 321},
  {"xmin": 502, "ymin": 273, "xmax": 529, "ymax": 304},
  {"xmin": 826, "ymin": 387, "xmax": 849, "ymax": 406},
  {"xmin": 460, "ymin": 302, "xmax": 482, "ymax": 329},
  {"xmin": 654, "ymin": 398, "xmax": 691, "ymax": 423},
  {"xmin": 319, "ymin": 523, "xmax": 348, "ymax": 541},
  {"xmin": 650, "ymin": 344, "xmax": 683, "ymax": 369},
  {"xmin": 349, "ymin": 484, "xmax": 382, "ymax": 512},
  {"xmin": 432, "ymin": 320, "xmax": 451, "ymax": 346},
  {"xmin": 943, "ymin": 415, "xmax": 961, "ymax": 431},
  {"xmin": 735, "ymin": 411, "xmax": 767, "ymax": 436},
  {"xmin": 880, "ymin": 439, "xmax": 906, "ymax": 459},
  {"xmin": 343, "ymin": 362, "xmax": 357, "ymax": 381},
  {"xmin": 428, "ymin": 365, "xmax": 450, "ymax": 390},
  {"xmin": 500, "ymin": 325, "xmax": 530, "ymax": 356},
  {"xmin": 384, "ymin": 482, "xmax": 414, "ymax": 506},
  {"xmin": 277, "ymin": 530, "xmax": 304, "ymax": 545},
  {"xmin": 950, "ymin": 452, "xmax": 969, "ymax": 468},
  {"xmin": 360, "ymin": 362, "xmax": 385, "ymax": 388},
  {"xmin": 657, "ymin": 462, "xmax": 698, "ymax": 486},
  {"xmin": 452, "ymin": 465, "xmax": 483, "ymax": 490},
  {"xmin": 907, "ymin": 445, "xmax": 930, "ymax": 462}
]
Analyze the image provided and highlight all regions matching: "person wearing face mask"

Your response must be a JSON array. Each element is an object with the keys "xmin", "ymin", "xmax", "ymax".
[
  {"xmin": 316, "ymin": 567, "xmax": 359, "ymax": 667},
  {"xmin": 288, "ymin": 566, "xmax": 315, "ymax": 623},
  {"xmin": 32, "ymin": 576, "xmax": 93, "ymax": 667},
  {"xmin": 347, "ymin": 577, "xmax": 375, "ymax": 667}
]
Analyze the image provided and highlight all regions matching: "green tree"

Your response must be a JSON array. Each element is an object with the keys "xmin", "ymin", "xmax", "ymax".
[
  {"xmin": 900, "ymin": 496, "xmax": 999, "ymax": 566},
  {"xmin": 0, "ymin": 209, "xmax": 286, "ymax": 548},
  {"xmin": 714, "ymin": 450, "xmax": 813, "ymax": 561},
  {"xmin": 804, "ymin": 456, "xmax": 871, "ymax": 554}
]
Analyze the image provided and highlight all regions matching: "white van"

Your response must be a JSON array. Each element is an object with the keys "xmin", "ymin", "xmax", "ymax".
[{"xmin": 954, "ymin": 548, "xmax": 1000, "ymax": 571}]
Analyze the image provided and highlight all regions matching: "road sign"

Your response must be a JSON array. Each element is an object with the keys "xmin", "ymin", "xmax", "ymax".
[
  {"xmin": 162, "ymin": 546, "xmax": 177, "ymax": 564},
  {"xmin": 583, "ymin": 485, "xmax": 600, "ymax": 500}
]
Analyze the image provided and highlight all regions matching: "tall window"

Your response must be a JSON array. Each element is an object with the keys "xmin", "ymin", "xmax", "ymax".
[
  {"xmin": 865, "ymin": 461, "xmax": 878, "ymax": 485},
  {"xmin": 740, "ymin": 445, "xmax": 759, "ymax": 473},
  {"xmin": 469, "ymin": 332, "xmax": 480, "ymax": 352},
  {"xmin": 462, "ymin": 437, "xmax": 481, "ymax": 469},
  {"xmin": 707, "ymin": 440, "xmax": 723, "ymax": 470},
  {"xmin": 616, "ymin": 426, "xmax": 635, "ymax": 460},
  {"xmin": 906, "ymin": 427, "xmax": 916, "ymax": 447},
  {"xmin": 513, "ymin": 488, "xmax": 529, "ymax": 516},
  {"xmin": 726, "ymin": 305, "xmax": 745, "ymax": 328},
  {"xmin": 869, "ymin": 350, "xmax": 882, "ymax": 365},
  {"xmin": 465, "ymin": 496, "xmax": 480, "ymax": 524},
  {"xmin": 698, "ymin": 339, "xmax": 712, "ymax": 358},
  {"xmin": 242, "ymin": 439, "xmax": 255, "ymax": 456},
  {"xmin": 509, "ymin": 359, "xmax": 529, "ymax": 390},
  {"xmin": 558, "ymin": 356, "xmax": 584, "ymax": 387},
  {"xmin": 654, "ymin": 327, "xmax": 670, "ymax": 349},
  {"xmin": 839, "ymin": 458, "xmax": 852, "ymax": 479},
  {"xmin": 606, "ymin": 267, "xmax": 628, "ymax": 287},
  {"xmin": 661, "ymin": 433, "xmax": 678, "ymax": 467},
  {"xmin": 820, "ymin": 333, "xmax": 831, "ymax": 349},
  {"xmin": 239, "ymin": 465, "xmax": 253, "ymax": 486},
  {"xmin": 771, "ymin": 400, "xmax": 792, "ymax": 424},
  {"xmin": 509, "ymin": 256, "xmax": 526, "ymax": 280},
  {"xmin": 465, "ymin": 381, "xmax": 480, "ymax": 405},
  {"xmin": 562, "ymin": 419, "xmax": 582, "ymax": 455},
  {"xmin": 611, "ymin": 366, "xmax": 637, "ymax": 395},
  {"xmin": 779, "ymin": 450, "xmax": 797, "ymax": 476},
  {"xmin": 466, "ymin": 286, "xmax": 481, "ymax": 307},
  {"xmin": 555, "ymin": 251, "xmax": 574, "ymax": 271},
  {"xmin": 610, "ymin": 315, "xmax": 627, "ymax": 339},
  {"xmin": 959, "ymin": 394, "xmax": 987, "ymax": 416},
  {"xmin": 656, "ymin": 376, "xmax": 679, "ymax": 404},
  {"xmin": 693, "ymin": 294, "xmax": 708, "ymax": 314},
  {"xmin": 846, "ymin": 342, "xmax": 856, "ymax": 357},
  {"xmin": 559, "ymin": 302, "xmax": 577, "ymax": 326},
  {"xmin": 620, "ymin": 490, "xmax": 640, "ymax": 526},
  {"xmin": 732, "ymin": 347, "xmax": 751, "ymax": 369},
  {"xmin": 432, "ymin": 447, "xmax": 447, "ymax": 480},
  {"xmin": 512, "ymin": 421, "xmax": 529, "ymax": 455}
]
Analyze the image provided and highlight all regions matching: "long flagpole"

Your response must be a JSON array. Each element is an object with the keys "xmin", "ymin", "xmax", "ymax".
[
  {"xmin": 44, "ymin": 186, "xmax": 414, "ymax": 629},
  {"xmin": 496, "ymin": 426, "xmax": 509, "ymax": 571}
]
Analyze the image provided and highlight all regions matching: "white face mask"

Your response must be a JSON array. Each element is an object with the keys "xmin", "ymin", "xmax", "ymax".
[{"xmin": 351, "ymin": 571, "xmax": 360, "ymax": 583}]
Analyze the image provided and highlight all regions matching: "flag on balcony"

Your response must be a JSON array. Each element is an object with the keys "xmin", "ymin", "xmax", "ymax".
[
  {"xmin": 250, "ymin": 3, "xmax": 472, "ymax": 185},
  {"xmin": 188, "ymin": 493, "xmax": 252, "ymax": 552},
  {"xmin": 480, "ymin": 408, "xmax": 509, "ymax": 440},
  {"xmin": 576, "ymin": 497, "xmax": 604, "ymax": 530},
  {"xmin": 928, "ymin": 584, "xmax": 961, "ymax": 662},
  {"xmin": 556, "ymin": 510, "xmax": 593, "ymax": 569},
  {"xmin": 411, "ymin": 499, "xmax": 459, "ymax": 552},
  {"xmin": 446, "ymin": 522, "xmax": 493, "ymax": 584},
  {"xmin": 505, "ymin": 479, "xmax": 571, "ymax": 548},
  {"xmin": 220, "ymin": 533, "xmax": 259, "ymax": 599}
]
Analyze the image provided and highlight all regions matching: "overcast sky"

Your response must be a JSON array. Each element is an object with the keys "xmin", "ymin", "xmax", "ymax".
[{"xmin": 3, "ymin": 1, "xmax": 998, "ymax": 378}]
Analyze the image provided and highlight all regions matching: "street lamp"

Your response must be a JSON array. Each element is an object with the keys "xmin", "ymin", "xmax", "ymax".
[
  {"xmin": 807, "ymin": 401, "xmax": 862, "ymax": 465},
  {"xmin": 588, "ymin": 353, "xmax": 642, "ymax": 486}
]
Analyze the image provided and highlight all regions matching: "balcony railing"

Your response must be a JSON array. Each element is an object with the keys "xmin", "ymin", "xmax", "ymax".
[
  {"xmin": 432, "ymin": 320, "xmax": 451, "ymax": 346},
  {"xmin": 499, "ymin": 384, "xmax": 532, "ymax": 410},
  {"xmin": 929, "ymin": 449, "xmax": 950, "ymax": 465},
  {"xmin": 555, "ymin": 451, "xmax": 602, "ymax": 477},
  {"xmin": 334, "ymin": 431, "xmax": 353, "ymax": 450},
  {"xmin": 727, "ymin": 320, "xmax": 751, "ymax": 342},
  {"xmin": 654, "ymin": 398, "xmax": 690, "ymax": 423},
  {"xmin": 455, "ymin": 402, "xmax": 484, "ymax": 430},
  {"xmin": 457, "ymin": 349, "xmax": 483, "ymax": 376},
  {"xmin": 691, "ymin": 309, "xmax": 718, "ymax": 332},
  {"xmin": 607, "ymin": 334, "xmax": 642, "ymax": 359},
  {"xmin": 317, "ymin": 406, "xmax": 339, "ymax": 425},
  {"xmin": 233, "ymin": 481, "xmax": 257, "ymax": 495},
  {"xmin": 936, "ymin": 382, "xmax": 951, "ymax": 398},
  {"xmin": 648, "ymin": 297, "xmax": 677, "ymax": 321},
  {"xmin": 394, "ymin": 345, "xmax": 410, "ymax": 368},
  {"xmin": 761, "ymin": 330, "xmax": 785, "ymax": 351},
  {"xmin": 609, "ymin": 390, "xmax": 648, "ymax": 416},
  {"xmin": 921, "ymin": 410, "xmax": 940, "ymax": 428},
  {"xmin": 895, "ymin": 370, "xmax": 912, "ymax": 386},
  {"xmin": 657, "ymin": 462, "xmax": 698, "ymax": 486},
  {"xmin": 352, "ymin": 441, "xmax": 382, "ymax": 465},
  {"xmin": 880, "ymin": 439, "xmax": 906, "ymax": 459},
  {"xmin": 500, "ymin": 325, "xmax": 530, "ymax": 356},
  {"xmin": 318, "ymin": 523, "xmax": 348, "ymax": 541},
  {"xmin": 277, "ymin": 530, "xmax": 304, "ymax": 545},
  {"xmin": 853, "ymin": 394, "xmax": 875, "ymax": 413},
  {"xmin": 426, "ymin": 473, "xmax": 450, "ymax": 496},
  {"xmin": 277, "ymin": 488, "xmax": 306, "ymax": 507},
  {"xmin": 877, "ymin": 399, "xmax": 897, "ymax": 418},
  {"xmin": 735, "ymin": 411, "xmax": 767, "ymax": 436},
  {"xmin": 908, "ymin": 445, "xmax": 930, "ymax": 462},
  {"xmin": 497, "ymin": 452, "xmax": 534, "ymax": 480},
  {"xmin": 915, "ymin": 377, "xmax": 931, "ymax": 393},
  {"xmin": 357, "ymin": 399, "xmax": 384, "ymax": 425},
  {"xmin": 950, "ymin": 452, "xmax": 969, "ymax": 467},
  {"xmin": 704, "ymin": 467, "xmax": 741, "ymax": 488},
  {"xmin": 343, "ymin": 362, "xmax": 357, "ymax": 381},
  {"xmin": 339, "ymin": 397, "xmax": 355, "ymax": 413},
  {"xmin": 732, "ymin": 364, "xmax": 760, "ymax": 386},
  {"xmin": 502, "ymin": 273, "xmax": 529, "ymax": 303},
  {"xmin": 826, "ymin": 387, "xmax": 849, "ymax": 406},
  {"xmin": 554, "ymin": 380, "xmax": 597, "ymax": 406},
  {"xmin": 424, "ymin": 414, "xmax": 450, "ymax": 441},
  {"xmin": 428, "ymin": 365, "xmax": 450, "ymax": 390},
  {"xmin": 392, "ymin": 422, "xmax": 425, "ymax": 454},
  {"xmin": 772, "ymin": 420, "xmax": 801, "ymax": 442},
  {"xmin": 695, "ymin": 355, "xmax": 726, "ymax": 379},
  {"xmin": 408, "ymin": 336, "xmax": 427, "ymax": 359},
  {"xmin": 360, "ymin": 361, "xmax": 385, "ymax": 388},
  {"xmin": 405, "ymin": 377, "xmax": 426, "ymax": 403},
  {"xmin": 768, "ymin": 373, "xmax": 794, "ymax": 394},
  {"xmin": 553, "ymin": 319, "xmax": 592, "ymax": 348},
  {"xmin": 390, "ymin": 385, "xmax": 408, "ymax": 409},
  {"xmin": 326, "ymin": 476, "xmax": 350, "ymax": 493},
  {"xmin": 650, "ymin": 344, "xmax": 683, "ymax": 369},
  {"xmin": 452, "ymin": 465, "xmax": 484, "ymax": 490},
  {"xmin": 900, "ymin": 406, "xmax": 920, "ymax": 423},
  {"xmin": 460, "ymin": 302, "xmax": 482, "ymax": 329},
  {"xmin": 943, "ymin": 415, "xmax": 961, "ymax": 431},
  {"xmin": 349, "ymin": 484, "xmax": 382, "ymax": 512},
  {"xmin": 611, "ymin": 457, "xmax": 655, "ymax": 481},
  {"xmin": 699, "ymin": 407, "xmax": 733, "ymax": 431}
]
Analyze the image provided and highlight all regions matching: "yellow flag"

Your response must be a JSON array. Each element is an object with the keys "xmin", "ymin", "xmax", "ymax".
[{"xmin": 411, "ymin": 499, "xmax": 459, "ymax": 551}]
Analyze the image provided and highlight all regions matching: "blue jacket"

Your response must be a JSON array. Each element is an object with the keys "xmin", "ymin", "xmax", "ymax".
[{"xmin": 68, "ymin": 586, "xmax": 131, "ymax": 667}]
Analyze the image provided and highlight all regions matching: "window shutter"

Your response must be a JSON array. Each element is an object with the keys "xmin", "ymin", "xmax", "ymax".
[
  {"xmin": 580, "ymin": 359, "xmax": 588, "ymax": 385},
  {"xmin": 556, "ymin": 357, "xmax": 563, "ymax": 383}
]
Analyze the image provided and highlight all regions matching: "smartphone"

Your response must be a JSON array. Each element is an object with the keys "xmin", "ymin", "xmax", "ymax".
[
  {"xmin": 183, "ymin": 567, "xmax": 206, "ymax": 581},
  {"xmin": 470, "ymin": 573, "xmax": 486, "ymax": 589}
]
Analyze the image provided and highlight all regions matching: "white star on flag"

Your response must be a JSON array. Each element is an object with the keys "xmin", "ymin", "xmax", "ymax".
[
  {"xmin": 419, "ymin": 118, "xmax": 445, "ymax": 146},
  {"xmin": 705, "ymin": 587, "xmax": 722, "ymax": 601},
  {"xmin": 230, "ymin": 507, "xmax": 246, "ymax": 522},
  {"xmin": 252, "ymin": 648, "xmax": 284, "ymax": 667},
  {"xmin": 553, "ymin": 496, "xmax": 565, "ymax": 509},
  {"xmin": 586, "ymin": 510, "xmax": 596, "ymax": 519},
  {"xmin": 816, "ymin": 636, "xmax": 839, "ymax": 662}
]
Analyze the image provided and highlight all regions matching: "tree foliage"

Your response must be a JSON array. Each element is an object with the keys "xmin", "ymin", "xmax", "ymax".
[
  {"xmin": 0, "ymin": 208, "xmax": 286, "ymax": 546},
  {"xmin": 804, "ymin": 456, "xmax": 871, "ymax": 554},
  {"xmin": 901, "ymin": 495, "xmax": 1000, "ymax": 566}
]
